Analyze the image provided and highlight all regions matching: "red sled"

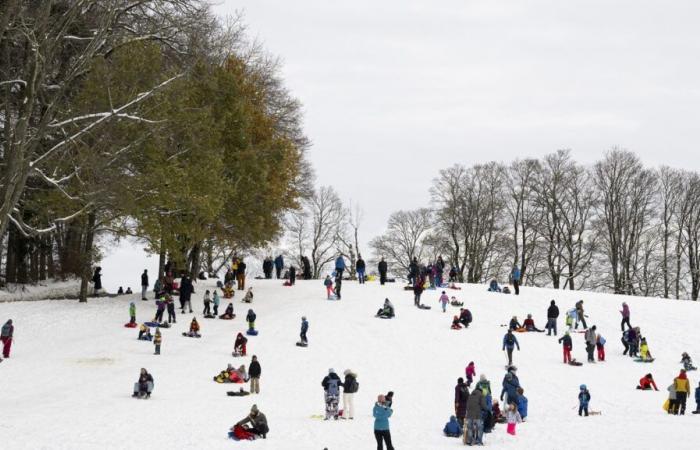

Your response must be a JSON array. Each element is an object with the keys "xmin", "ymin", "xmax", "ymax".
[{"xmin": 124, "ymin": 322, "xmax": 138, "ymax": 328}]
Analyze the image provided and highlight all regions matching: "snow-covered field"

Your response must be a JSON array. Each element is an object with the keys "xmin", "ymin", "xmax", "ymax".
[{"xmin": 1, "ymin": 275, "xmax": 699, "ymax": 449}]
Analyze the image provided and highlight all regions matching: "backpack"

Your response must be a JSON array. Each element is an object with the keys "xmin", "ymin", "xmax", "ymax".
[
  {"xmin": 506, "ymin": 334, "xmax": 515, "ymax": 345},
  {"xmin": 327, "ymin": 379, "xmax": 339, "ymax": 396},
  {"xmin": 346, "ymin": 377, "xmax": 359, "ymax": 393}
]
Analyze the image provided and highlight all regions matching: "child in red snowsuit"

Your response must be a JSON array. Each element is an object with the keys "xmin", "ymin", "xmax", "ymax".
[
  {"xmin": 637, "ymin": 373, "xmax": 659, "ymax": 390},
  {"xmin": 596, "ymin": 334, "xmax": 606, "ymax": 361},
  {"xmin": 558, "ymin": 332, "xmax": 573, "ymax": 364}
]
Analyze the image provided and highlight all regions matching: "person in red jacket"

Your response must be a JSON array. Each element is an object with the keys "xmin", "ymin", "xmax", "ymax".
[
  {"xmin": 1, "ymin": 319, "xmax": 13, "ymax": 359},
  {"xmin": 636, "ymin": 373, "xmax": 659, "ymax": 391},
  {"xmin": 523, "ymin": 314, "xmax": 544, "ymax": 332}
]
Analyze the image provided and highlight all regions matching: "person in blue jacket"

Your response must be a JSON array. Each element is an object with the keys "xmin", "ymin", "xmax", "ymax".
[
  {"xmin": 693, "ymin": 382, "xmax": 700, "ymax": 414},
  {"xmin": 443, "ymin": 415, "xmax": 462, "ymax": 437},
  {"xmin": 516, "ymin": 387, "xmax": 528, "ymax": 421},
  {"xmin": 274, "ymin": 255, "xmax": 284, "ymax": 279},
  {"xmin": 500, "ymin": 366, "xmax": 520, "ymax": 406},
  {"xmin": 373, "ymin": 394, "xmax": 394, "ymax": 450},
  {"xmin": 578, "ymin": 384, "xmax": 591, "ymax": 416},
  {"xmin": 335, "ymin": 255, "xmax": 346, "ymax": 278},
  {"xmin": 300, "ymin": 316, "xmax": 309, "ymax": 345},
  {"xmin": 510, "ymin": 265, "xmax": 521, "ymax": 295},
  {"xmin": 502, "ymin": 330, "xmax": 520, "ymax": 366}
]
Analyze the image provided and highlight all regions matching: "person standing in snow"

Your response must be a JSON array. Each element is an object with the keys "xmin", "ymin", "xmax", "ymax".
[
  {"xmin": 203, "ymin": 290, "xmax": 212, "ymax": 316},
  {"xmin": 300, "ymin": 316, "xmax": 309, "ymax": 345},
  {"xmin": 439, "ymin": 291, "xmax": 450, "ymax": 312},
  {"xmin": 596, "ymin": 332, "xmax": 606, "ymax": 361},
  {"xmin": 673, "ymin": 369, "xmax": 691, "ymax": 415},
  {"xmin": 262, "ymin": 257, "xmax": 273, "ymax": 279},
  {"xmin": 246, "ymin": 309, "xmax": 256, "ymax": 331},
  {"xmin": 343, "ymin": 369, "xmax": 359, "ymax": 419},
  {"xmin": 166, "ymin": 296, "xmax": 176, "ymax": 323},
  {"xmin": 465, "ymin": 384, "xmax": 487, "ymax": 445},
  {"xmin": 378, "ymin": 258, "xmax": 388, "ymax": 285},
  {"xmin": 212, "ymin": 290, "xmax": 220, "ymax": 316},
  {"xmin": 693, "ymin": 382, "xmax": 700, "ymax": 414},
  {"xmin": 505, "ymin": 403, "xmax": 522, "ymax": 435},
  {"xmin": 179, "ymin": 275, "xmax": 194, "ymax": 313},
  {"xmin": 334, "ymin": 272, "xmax": 342, "ymax": 300},
  {"xmin": 1, "ymin": 319, "xmax": 14, "ymax": 359},
  {"xmin": 335, "ymin": 255, "xmax": 346, "ymax": 278},
  {"xmin": 129, "ymin": 302, "xmax": 136, "ymax": 325},
  {"xmin": 578, "ymin": 385, "xmax": 591, "ymax": 416},
  {"xmin": 546, "ymin": 300, "xmax": 559, "ymax": 336},
  {"xmin": 454, "ymin": 377, "xmax": 469, "ymax": 425},
  {"xmin": 465, "ymin": 362, "xmax": 476, "ymax": 387},
  {"xmin": 289, "ymin": 266, "xmax": 296, "ymax": 285},
  {"xmin": 322, "ymin": 369, "xmax": 342, "ymax": 420},
  {"xmin": 373, "ymin": 394, "xmax": 395, "ymax": 450},
  {"xmin": 408, "ymin": 257, "xmax": 419, "ymax": 286},
  {"xmin": 584, "ymin": 326, "xmax": 597, "ymax": 363},
  {"xmin": 141, "ymin": 269, "xmax": 149, "ymax": 301},
  {"xmin": 356, "ymin": 255, "xmax": 366, "ymax": 284},
  {"xmin": 516, "ymin": 387, "xmax": 528, "ymax": 421},
  {"xmin": 413, "ymin": 278, "xmax": 424, "ymax": 307},
  {"xmin": 302, "ymin": 255, "xmax": 312, "ymax": 279},
  {"xmin": 248, "ymin": 355, "xmax": 261, "ymax": 394},
  {"xmin": 502, "ymin": 330, "xmax": 520, "ymax": 366},
  {"xmin": 558, "ymin": 331, "xmax": 573, "ymax": 364},
  {"xmin": 236, "ymin": 259, "xmax": 247, "ymax": 290},
  {"xmin": 500, "ymin": 366, "xmax": 520, "ymax": 406},
  {"xmin": 620, "ymin": 302, "xmax": 631, "ymax": 331},
  {"xmin": 510, "ymin": 265, "xmax": 521, "ymax": 295},
  {"xmin": 92, "ymin": 267, "xmax": 102, "ymax": 295},
  {"xmin": 574, "ymin": 300, "xmax": 587, "ymax": 329},
  {"xmin": 153, "ymin": 328, "xmax": 162, "ymax": 355},
  {"xmin": 274, "ymin": 255, "xmax": 284, "ymax": 279},
  {"xmin": 324, "ymin": 275, "xmax": 334, "ymax": 299}
]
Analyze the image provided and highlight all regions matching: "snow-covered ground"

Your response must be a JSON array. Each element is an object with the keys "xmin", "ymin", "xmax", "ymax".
[
  {"xmin": 1, "ymin": 274, "xmax": 699, "ymax": 449},
  {"xmin": 0, "ymin": 279, "xmax": 80, "ymax": 303}
]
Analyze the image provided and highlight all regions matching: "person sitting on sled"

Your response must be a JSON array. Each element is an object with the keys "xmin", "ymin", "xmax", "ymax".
[
  {"xmin": 450, "ymin": 296, "xmax": 463, "ymax": 306},
  {"xmin": 523, "ymin": 314, "xmax": 544, "ymax": 332},
  {"xmin": 230, "ymin": 404, "xmax": 268, "ymax": 440},
  {"xmin": 376, "ymin": 298, "xmax": 395, "ymax": 318},
  {"xmin": 184, "ymin": 318, "xmax": 200, "ymax": 337},
  {"xmin": 637, "ymin": 373, "xmax": 659, "ymax": 391},
  {"xmin": 132, "ymin": 368, "xmax": 154, "ymax": 398},
  {"xmin": 138, "ymin": 324, "xmax": 153, "ymax": 341},
  {"xmin": 488, "ymin": 279, "xmax": 501, "ymax": 292},
  {"xmin": 509, "ymin": 316, "xmax": 522, "ymax": 331},
  {"xmin": 451, "ymin": 315, "xmax": 462, "ymax": 330},
  {"xmin": 639, "ymin": 337, "xmax": 653, "ymax": 361},
  {"xmin": 220, "ymin": 303, "xmax": 235, "ymax": 320},
  {"xmin": 234, "ymin": 332, "xmax": 248, "ymax": 356},
  {"xmin": 681, "ymin": 352, "xmax": 697, "ymax": 371}
]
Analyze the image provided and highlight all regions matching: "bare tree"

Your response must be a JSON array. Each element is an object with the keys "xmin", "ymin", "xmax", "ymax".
[
  {"xmin": 369, "ymin": 208, "xmax": 432, "ymax": 277},
  {"xmin": 657, "ymin": 167, "xmax": 684, "ymax": 298},
  {"xmin": 302, "ymin": 186, "xmax": 346, "ymax": 278},
  {"xmin": 593, "ymin": 149, "xmax": 658, "ymax": 294}
]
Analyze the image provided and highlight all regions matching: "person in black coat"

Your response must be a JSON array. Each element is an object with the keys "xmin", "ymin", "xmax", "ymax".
[
  {"xmin": 455, "ymin": 377, "xmax": 469, "ymax": 425},
  {"xmin": 141, "ymin": 270, "xmax": 149, "ymax": 301},
  {"xmin": 133, "ymin": 368, "xmax": 154, "ymax": 398},
  {"xmin": 92, "ymin": 267, "xmax": 102, "ymax": 295},
  {"xmin": 302, "ymin": 256, "xmax": 312, "ymax": 280},
  {"xmin": 408, "ymin": 258, "xmax": 419, "ymax": 285},
  {"xmin": 356, "ymin": 256, "xmax": 366, "ymax": 284},
  {"xmin": 547, "ymin": 300, "xmax": 560, "ymax": 336},
  {"xmin": 378, "ymin": 258, "xmax": 388, "ymax": 285},
  {"xmin": 262, "ymin": 258, "xmax": 273, "ymax": 279},
  {"xmin": 249, "ymin": 355, "xmax": 261, "ymax": 394},
  {"xmin": 289, "ymin": 266, "xmax": 296, "ymax": 285},
  {"xmin": 334, "ymin": 273, "xmax": 342, "ymax": 300},
  {"xmin": 179, "ymin": 275, "xmax": 194, "ymax": 313}
]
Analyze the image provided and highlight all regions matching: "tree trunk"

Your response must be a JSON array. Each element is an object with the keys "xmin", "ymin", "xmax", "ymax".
[
  {"xmin": 78, "ymin": 213, "xmax": 97, "ymax": 303},
  {"xmin": 158, "ymin": 234, "xmax": 166, "ymax": 279}
]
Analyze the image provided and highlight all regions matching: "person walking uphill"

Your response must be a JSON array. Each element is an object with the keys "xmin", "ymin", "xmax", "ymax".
[
  {"xmin": 140, "ymin": 269, "xmax": 149, "ymax": 301},
  {"xmin": 546, "ymin": 300, "xmax": 559, "ymax": 336},
  {"xmin": 620, "ymin": 302, "xmax": 631, "ymax": 331},
  {"xmin": 502, "ymin": 330, "xmax": 520, "ymax": 366},
  {"xmin": 510, "ymin": 265, "xmax": 521, "ymax": 295},
  {"xmin": 454, "ymin": 377, "xmax": 469, "ymax": 425},
  {"xmin": 1, "ymin": 319, "xmax": 14, "ymax": 358},
  {"xmin": 373, "ymin": 394, "xmax": 395, "ymax": 450},
  {"xmin": 274, "ymin": 254, "xmax": 284, "ymax": 279},
  {"xmin": 558, "ymin": 331, "xmax": 573, "ymax": 364}
]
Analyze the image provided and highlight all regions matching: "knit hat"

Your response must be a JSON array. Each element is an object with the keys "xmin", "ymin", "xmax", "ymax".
[
  {"xmin": 251, "ymin": 404, "xmax": 259, "ymax": 414},
  {"xmin": 302, "ymin": 316, "xmax": 306, "ymax": 320},
  {"xmin": 479, "ymin": 374, "xmax": 487, "ymax": 381},
  {"xmin": 329, "ymin": 368, "xmax": 335, "ymax": 374},
  {"xmin": 580, "ymin": 384, "xmax": 586, "ymax": 390}
]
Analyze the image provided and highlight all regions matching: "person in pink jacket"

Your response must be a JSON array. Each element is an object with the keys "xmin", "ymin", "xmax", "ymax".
[
  {"xmin": 620, "ymin": 302, "xmax": 631, "ymax": 331},
  {"xmin": 439, "ymin": 291, "xmax": 450, "ymax": 313},
  {"xmin": 465, "ymin": 361, "xmax": 476, "ymax": 387}
]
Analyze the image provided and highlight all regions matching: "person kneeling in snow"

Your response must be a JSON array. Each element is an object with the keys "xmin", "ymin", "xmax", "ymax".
[
  {"xmin": 459, "ymin": 308, "xmax": 472, "ymax": 328},
  {"xmin": 132, "ymin": 368, "xmax": 153, "ymax": 398},
  {"xmin": 233, "ymin": 332, "xmax": 248, "ymax": 356},
  {"xmin": 443, "ymin": 415, "xmax": 462, "ymax": 437},
  {"xmin": 230, "ymin": 404, "xmax": 268, "ymax": 440},
  {"xmin": 637, "ymin": 373, "xmax": 659, "ymax": 391}
]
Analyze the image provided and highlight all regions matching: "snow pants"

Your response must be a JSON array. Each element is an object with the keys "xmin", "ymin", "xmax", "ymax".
[
  {"xmin": 676, "ymin": 392, "xmax": 688, "ymax": 415},
  {"xmin": 374, "ymin": 430, "xmax": 394, "ymax": 450},
  {"xmin": 1, "ymin": 337, "xmax": 11, "ymax": 358},
  {"xmin": 141, "ymin": 285, "xmax": 148, "ymax": 299},
  {"xmin": 512, "ymin": 279, "xmax": 519, "ymax": 295},
  {"xmin": 465, "ymin": 418, "xmax": 483, "ymax": 445},
  {"xmin": 326, "ymin": 286, "xmax": 334, "ymax": 298},
  {"xmin": 597, "ymin": 344, "xmax": 605, "ymax": 361},
  {"xmin": 546, "ymin": 318, "xmax": 557, "ymax": 336},
  {"xmin": 563, "ymin": 346, "xmax": 572, "ymax": 364},
  {"xmin": 357, "ymin": 269, "xmax": 365, "ymax": 284},
  {"xmin": 578, "ymin": 404, "xmax": 588, "ymax": 416},
  {"xmin": 343, "ymin": 393, "xmax": 355, "ymax": 419},
  {"xmin": 621, "ymin": 316, "xmax": 631, "ymax": 331},
  {"xmin": 586, "ymin": 343, "xmax": 595, "ymax": 362},
  {"xmin": 325, "ymin": 393, "xmax": 339, "ymax": 419},
  {"xmin": 507, "ymin": 422, "xmax": 516, "ymax": 435},
  {"xmin": 250, "ymin": 377, "xmax": 260, "ymax": 394}
]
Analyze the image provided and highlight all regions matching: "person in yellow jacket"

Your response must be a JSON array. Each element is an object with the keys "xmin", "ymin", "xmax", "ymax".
[
  {"xmin": 153, "ymin": 328, "xmax": 162, "ymax": 355},
  {"xmin": 673, "ymin": 369, "xmax": 691, "ymax": 415},
  {"xmin": 639, "ymin": 338, "xmax": 652, "ymax": 361}
]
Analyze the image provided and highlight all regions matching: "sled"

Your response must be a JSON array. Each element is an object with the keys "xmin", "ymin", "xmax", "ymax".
[
  {"xmin": 227, "ymin": 390, "xmax": 250, "ymax": 397},
  {"xmin": 451, "ymin": 302, "xmax": 464, "ymax": 307},
  {"xmin": 449, "ymin": 286, "xmax": 462, "ymax": 290},
  {"xmin": 283, "ymin": 281, "xmax": 292, "ymax": 286},
  {"xmin": 246, "ymin": 329, "xmax": 259, "ymax": 336},
  {"xmin": 231, "ymin": 352, "xmax": 246, "ymax": 357},
  {"xmin": 568, "ymin": 360, "xmax": 583, "ymax": 366},
  {"xmin": 182, "ymin": 333, "xmax": 201, "ymax": 338},
  {"xmin": 124, "ymin": 322, "xmax": 138, "ymax": 328},
  {"xmin": 376, "ymin": 315, "xmax": 394, "ymax": 319},
  {"xmin": 296, "ymin": 341, "xmax": 308, "ymax": 347},
  {"xmin": 589, "ymin": 411, "xmax": 602, "ymax": 415},
  {"xmin": 403, "ymin": 286, "xmax": 414, "ymax": 291},
  {"xmin": 417, "ymin": 304, "xmax": 431, "ymax": 310},
  {"xmin": 634, "ymin": 358, "xmax": 655, "ymax": 363},
  {"xmin": 327, "ymin": 295, "xmax": 340, "ymax": 301},
  {"xmin": 219, "ymin": 314, "xmax": 236, "ymax": 320},
  {"xmin": 203, "ymin": 314, "xmax": 216, "ymax": 319},
  {"xmin": 144, "ymin": 321, "xmax": 169, "ymax": 328}
]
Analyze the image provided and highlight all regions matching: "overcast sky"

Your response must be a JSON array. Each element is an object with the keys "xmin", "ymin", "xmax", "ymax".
[{"xmin": 213, "ymin": 0, "xmax": 700, "ymax": 253}]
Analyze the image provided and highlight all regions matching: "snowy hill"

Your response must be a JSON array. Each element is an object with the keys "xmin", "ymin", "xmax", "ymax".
[{"xmin": 1, "ymin": 278, "xmax": 699, "ymax": 449}]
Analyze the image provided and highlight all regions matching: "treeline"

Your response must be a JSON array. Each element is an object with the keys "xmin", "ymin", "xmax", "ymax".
[
  {"xmin": 370, "ymin": 149, "xmax": 700, "ymax": 300},
  {"xmin": 0, "ymin": 1, "xmax": 311, "ymax": 300}
]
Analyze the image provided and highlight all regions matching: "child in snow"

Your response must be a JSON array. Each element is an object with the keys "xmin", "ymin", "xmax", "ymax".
[
  {"xmin": 249, "ymin": 355, "xmax": 261, "ymax": 394},
  {"xmin": 118, "ymin": 286, "xmax": 124, "ymax": 295},
  {"xmin": 125, "ymin": 287, "xmax": 133, "ymax": 294},
  {"xmin": 324, "ymin": 275, "xmax": 334, "ymax": 299},
  {"xmin": 450, "ymin": 296, "xmax": 463, "ymax": 306},
  {"xmin": 451, "ymin": 315, "xmax": 462, "ymax": 330},
  {"xmin": 516, "ymin": 387, "xmax": 528, "ymax": 421},
  {"xmin": 465, "ymin": 362, "xmax": 476, "ymax": 387},
  {"xmin": 681, "ymin": 352, "xmax": 697, "ymax": 371},
  {"xmin": 578, "ymin": 385, "xmax": 591, "ymax": 416},
  {"xmin": 242, "ymin": 288, "xmax": 253, "ymax": 303},
  {"xmin": 203, "ymin": 290, "xmax": 212, "ymax": 315},
  {"xmin": 154, "ymin": 298, "xmax": 166, "ymax": 322},
  {"xmin": 220, "ymin": 303, "xmax": 235, "ymax": 320},
  {"xmin": 637, "ymin": 373, "xmax": 659, "ymax": 391},
  {"xmin": 300, "ymin": 316, "xmax": 309, "ymax": 345},
  {"xmin": 639, "ymin": 337, "xmax": 652, "ymax": 361},
  {"xmin": 558, "ymin": 331, "xmax": 573, "ymax": 364},
  {"xmin": 488, "ymin": 279, "xmax": 501, "ymax": 292},
  {"xmin": 129, "ymin": 302, "xmax": 136, "ymax": 324},
  {"xmin": 138, "ymin": 324, "xmax": 152, "ymax": 341},
  {"xmin": 246, "ymin": 309, "xmax": 256, "ymax": 331},
  {"xmin": 443, "ymin": 415, "xmax": 462, "ymax": 437},
  {"xmin": 184, "ymin": 318, "xmax": 200, "ymax": 337},
  {"xmin": 565, "ymin": 308, "xmax": 576, "ymax": 330},
  {"xmin": 132, "ymin": 368, "xmax": 154, "ymax": 398},
  {"xmin": 234, "ymin": 332, "xmax": 248, "ymax": 356},
  {"xmin": 505, "ymin": 403, "xmax": 521, "ymax": 435},
  {"xmin": 509, "ymin": 316, "xmax": 522, "ymax": 331},
  {"xmin": 153, "ymin": 329, "xmax": 162, "ymax": 355},
  {"xmin": 376, "ymin": 299, "xmax": 395, "ymax": 318},
  {"xmin": 166, "ymin": 297, "xmax": 176, "ymax": 324},
  {"xmin": 439, "ymin": 291, "xmax": 449, "ymax": 312},
  {"xmin": 212, "ymin": 290, "xmax": 220, "ymax": 315},
  {"xmin": 596, "ymin": 333, "xmax": 606, "ymax": 361}
]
